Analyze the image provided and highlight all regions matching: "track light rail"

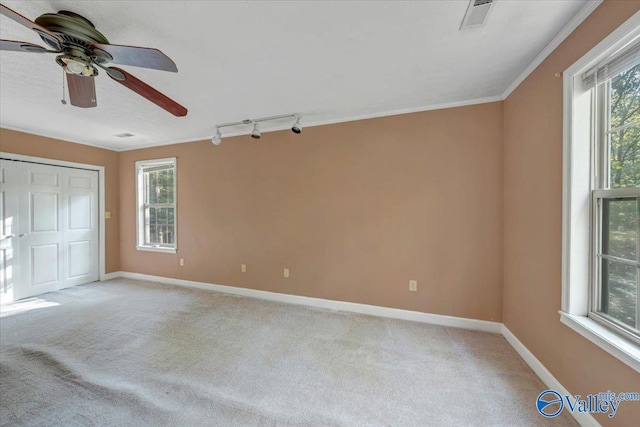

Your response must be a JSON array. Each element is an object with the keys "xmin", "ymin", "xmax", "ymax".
[
  {"xmin": 212, "ymin": 113, "xmax": 302, "ymax": 145},
  {"xmin": 215, "ymin": 113, "xmax": 299, "ymax": 130}
]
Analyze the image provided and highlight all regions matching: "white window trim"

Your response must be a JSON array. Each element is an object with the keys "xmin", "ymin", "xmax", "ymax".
[
  {"xmin": 562, "ymin": 11, "xmax": 640, "ymax": 373},
  {"xmin": 135, "ymin": 157, "xmax": 177, "ymax": 253}
]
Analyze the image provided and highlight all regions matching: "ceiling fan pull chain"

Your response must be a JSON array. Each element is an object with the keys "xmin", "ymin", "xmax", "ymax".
[{"xmin": 61, "ymin": 70, "xmax": 67, "ymax": 105}]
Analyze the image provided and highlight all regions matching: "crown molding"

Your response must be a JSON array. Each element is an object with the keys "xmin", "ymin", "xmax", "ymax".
[
  {"xmin": 501, "ymin": 0, "xmax": 603, "ymax": 100},
  {"xmin": 117, "ymin": 95, "xmax": 503, "ymax": 151}
]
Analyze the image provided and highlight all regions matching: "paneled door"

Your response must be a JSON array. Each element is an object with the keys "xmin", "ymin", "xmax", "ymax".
[
  {"xmin": 0, "ymin": 161, "xmax": 19, "ymax": 304},
  {"xmin": 0, "ymin": 159, "xmax": 99, "ymax": 303},
  {"xmin": 63, "ymin": 167, "xmax": 99, "ymax": 288}
]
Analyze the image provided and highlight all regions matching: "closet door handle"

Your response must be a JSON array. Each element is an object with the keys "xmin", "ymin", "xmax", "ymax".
[{"xmin": 0, "ymin": 234, "xmax": 15, "ymax": 241}]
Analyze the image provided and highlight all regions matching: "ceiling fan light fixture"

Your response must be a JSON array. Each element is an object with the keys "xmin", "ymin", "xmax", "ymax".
[
  {"xmin": 64, "ymin": 58, "xmax": 86, "ymax": 74},
  {"xmin": 58, "ymin": 55, "xmax": 97, "ymax": 76},
  {"xmin": 82, "ymin": 65, "xmax": 97, "ymax": 76}
]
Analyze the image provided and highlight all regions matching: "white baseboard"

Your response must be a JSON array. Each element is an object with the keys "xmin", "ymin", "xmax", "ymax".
[
  {"xmin": 100, "ymin": 271, "xmax": 599, "ymax": 426},
  {"xmin": 105, "ymin": 271, "xmax": 502, "ymax": 333},
  {"xmin": 502, "ymin": 325, "xmax": 599, "ymax": 427},
  {"xmin": 101, "ymin": 271, "xmax": 120, "ymax": 281}
]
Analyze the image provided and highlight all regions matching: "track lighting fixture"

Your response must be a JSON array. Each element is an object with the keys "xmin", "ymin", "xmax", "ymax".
[
  {"xmin": 251, "ymin": 122, "xmax": 261, "ymax": 139},
  {"xmin": 291, "ymin": 115, "xmax": 302, "ymax": 134},
  {"xmin": 211, "ymin": 113, "xmax": 302, "ymax": 146},
  {"xmin": 211, "ymin": 128, "xmax": 222, "ymax": 145}
]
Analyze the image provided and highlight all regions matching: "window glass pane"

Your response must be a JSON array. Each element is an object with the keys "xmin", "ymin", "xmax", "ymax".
[
  {"xmin": 609, "ymin": 63, "xmax": 640, "ymax": 188},
  {"xmin": 148, "ymin": 169, "xmax": 173, "ymax": 203},
  {"xmin": 143, "ymin": 173, "xmax": 149, "ymax": 204},
  {"xmin": 163, "ymin": 168, "xmax": 174, "ymax": 204},
  {"xmin": 148, "ymin": 224, "xmax": 157, "ymax": 244},
  {"xmin": 600, "ymin": 258, "xmax": 638, "ymax": 329},
  {"xmin": 147, "ymin": 170, "xmax": 157, "ymax": 204},
  {"xmin": 149, "ymin": 206, "xmax": 157, "ymax": 224},
  {"xmin": 602, "ymin": 198, "xmax": 638, "ymax": 260},
  {"xmin": 146, "ymin": 207, "xmax": 175, "ymax": 245},
  {"xmin": 143, "ymin": 166, "xmax": 174, "ymax": 204}
]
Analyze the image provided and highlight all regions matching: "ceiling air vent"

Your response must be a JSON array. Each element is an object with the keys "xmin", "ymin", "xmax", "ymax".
[
  {"xmin": 460, "ymin": 0, "xmax": 495, "ymax": 30},
  {"xmin": 114, "ymin": 132, "xmax": 135, "ymax": 138}
]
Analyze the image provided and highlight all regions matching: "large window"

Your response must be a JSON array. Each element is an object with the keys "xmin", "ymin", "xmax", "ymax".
[
  {"xmin": 136, "ymin": 158, "xmax": 177, "ymax": 252},
  {"xmin": 562, "ymin": 17, "xmax": 640, "ymax": 372},
  {"xmin": 592, "ymin": 58, "xmax": 640, "ymax": 342}
]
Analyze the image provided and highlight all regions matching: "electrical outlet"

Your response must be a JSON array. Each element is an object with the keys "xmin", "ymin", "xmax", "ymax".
[
  {"xmin": 241, "ymin": 264, "xmax": 247, "ymax": 273},
  {"xmin": 409, "ymin": 280, "xmax": 417, "ymax": 292},
  {"xmin": 179, "ymin": 258, "xmax": 185, "ymax": 267},
  {"xmin": 284, "ymin": 268, "xmax": 289, "ymax": 278},
  {"xmin": 105, "ymin": 211, "xmax": 111, "ymax": 219}
]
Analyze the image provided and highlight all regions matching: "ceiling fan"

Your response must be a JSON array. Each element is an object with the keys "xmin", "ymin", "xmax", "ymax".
[{"xmin": 0, "ymin": 3, "xmax": 187, "ymax": 116}]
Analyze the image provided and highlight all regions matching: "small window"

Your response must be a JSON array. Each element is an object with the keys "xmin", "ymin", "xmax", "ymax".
[
  {"xmin": 592, "ymin": 58, "xmax": 640, "ymax": 341},
  {"xmin": 136, "ymin": 158, "xmax": 177, "ymax": 252}
]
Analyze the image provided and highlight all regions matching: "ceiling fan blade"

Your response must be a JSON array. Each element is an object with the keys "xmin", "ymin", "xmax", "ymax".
[
  {"xmin": 66, "ymin": 74, "xmax": 97, "ymax": 108},
  {"xmin": 0, "ymin": 4, "xmax": 62, "ymax": 49},
  {"xmin": 0, "ymin": 39, "xmax": 48, "ymax": 53},
  {"xmin": 92, "ymin": 43, "xmax": 178, "ymax": 72},
  {"xmin": 108, "ymin": 67, "xmax": 187, "ymax": 117}
]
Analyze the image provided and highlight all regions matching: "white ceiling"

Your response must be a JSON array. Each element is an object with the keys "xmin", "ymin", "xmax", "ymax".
[{"xmin": 0, "ymin": 0, "xmax": 591, "ymax": 150}]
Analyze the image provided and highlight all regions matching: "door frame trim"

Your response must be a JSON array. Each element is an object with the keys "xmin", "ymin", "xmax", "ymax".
[{"xmin": 0, "ymin": 152, "xmax": 107, "ymax": 281}]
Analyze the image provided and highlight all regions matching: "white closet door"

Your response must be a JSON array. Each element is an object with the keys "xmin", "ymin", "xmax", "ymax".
[
  {"xmin": 16, "ymin": 162, "xmax": 65, "ymax": 300},
  {"xmin": 63, "ymin": 168, "xmax": 98, "ymax": 287},
  {"xmin": 0, "ymin": 161, "xmax": 19, "ymax": 304},
  {"xmin": 0, "ymin": 159, "xmax": 99, "ymax": 302}
]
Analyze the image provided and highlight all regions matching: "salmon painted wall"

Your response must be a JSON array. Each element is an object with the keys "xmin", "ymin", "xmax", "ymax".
[
  {"xmin": 119, "ymin": 103, "xmax": 504, "ymax": 321},
  {"xmin": 0, "ymin": 128, "xmax": 120, "ymax": 273},
  {"xmin": 503, "ymin": 1, "xmax": 640, "ymax": 425}
]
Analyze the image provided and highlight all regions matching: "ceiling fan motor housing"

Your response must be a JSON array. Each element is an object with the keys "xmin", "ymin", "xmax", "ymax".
[{"xmin": 35, "ymin": 10, "xmax": 111, "ymax": 65}]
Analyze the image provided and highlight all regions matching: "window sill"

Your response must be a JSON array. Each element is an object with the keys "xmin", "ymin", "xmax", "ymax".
[
  {"xmin": 136, "ymin": 245, "xmax": 176, "ymax": 254},
  {"xmin": 559, "ymin": 311, "xmax": 640, "ymax": 372}
]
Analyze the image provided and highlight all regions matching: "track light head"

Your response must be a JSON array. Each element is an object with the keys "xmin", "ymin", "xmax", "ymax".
[
  {"xmin": 291, "ymin": 116, "xmax": 302, "ymax": 134},
  {"xmin": 251, "ymin": 122, "xmax": 261, "ymax": 139},
  {"xmin": 212, "ymin": 129, "xmax": 222, "ymax": 145}
]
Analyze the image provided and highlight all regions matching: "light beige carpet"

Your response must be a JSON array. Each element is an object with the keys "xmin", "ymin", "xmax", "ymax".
[{"xmin": 0, "ymin": 279, "xmax": 576, "ymax": 426}]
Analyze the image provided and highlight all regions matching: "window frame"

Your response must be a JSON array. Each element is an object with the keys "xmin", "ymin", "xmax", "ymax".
[
  {"xmin": 135, "ymin": 157, "xmax": 177, "ymax": 253},
  {"xmin": 590, "ymin": 78, "xmax": 640, "ymax": 343},
  {"xmin": 561, "ymin": 11, "xmax": 640, "ymax": 372}
]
